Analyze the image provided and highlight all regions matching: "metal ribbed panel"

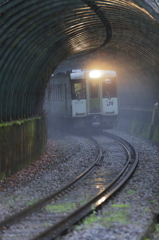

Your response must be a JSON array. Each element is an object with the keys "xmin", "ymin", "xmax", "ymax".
[{"xmin": 1, "ymin": 0, "xmax": 159, "ymax": 121}]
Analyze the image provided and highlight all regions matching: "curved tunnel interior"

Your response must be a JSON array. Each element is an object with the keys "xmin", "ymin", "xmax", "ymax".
[{"xmin": 1, "ymin": 0, "xmax": 159, "ymax": 122}]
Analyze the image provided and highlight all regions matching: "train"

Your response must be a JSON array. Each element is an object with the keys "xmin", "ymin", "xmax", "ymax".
[{"xmin": 48, "ymin": 69, "xmax": 118, "ymax": 128}]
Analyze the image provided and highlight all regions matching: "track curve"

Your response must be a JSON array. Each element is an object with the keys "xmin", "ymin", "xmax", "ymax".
[
  {"xmin": 0, "ymin": 131, "xmax": 138, "ymax": 240},
  {"xmin": 33, "ymin": 131, "xmax": 139, "ymax": 240},
  {"xmin": 0, "ymin": 136, "xmax": 102, "ymax": 233}
]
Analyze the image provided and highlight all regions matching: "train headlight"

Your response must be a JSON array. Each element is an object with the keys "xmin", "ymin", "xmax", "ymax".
[{"xmin": 89, "ymin": 70, "xmax": 102, "ymax": 79}]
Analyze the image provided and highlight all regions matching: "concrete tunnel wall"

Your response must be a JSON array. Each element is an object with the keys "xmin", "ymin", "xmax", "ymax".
[{"xmin": 1, "ymin": 0, "xmax": 159, "ymax": 178}]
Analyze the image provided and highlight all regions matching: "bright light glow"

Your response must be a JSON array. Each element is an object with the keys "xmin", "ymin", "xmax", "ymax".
[
  {"xmin": 96, "ymin": 196, "xmax": 106, "ymax": 205},
  {"xmin": 89, "ymin": 70, "xmax": 102, "ymax": 79}
]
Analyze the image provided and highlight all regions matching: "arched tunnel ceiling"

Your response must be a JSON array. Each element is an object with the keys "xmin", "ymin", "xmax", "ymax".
[{"xmin": 1, "ymin": 0, "xmax": 159, "ymax": 121}]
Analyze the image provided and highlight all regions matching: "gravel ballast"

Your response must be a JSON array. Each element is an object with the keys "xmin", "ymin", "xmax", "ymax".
[
  {"xmin": 60, "ymin": 130, "xmax": 159, "ymax": 240},
  {"xmin": 0, "ymin": 129, "xmax": 159, "ymax": 240}
]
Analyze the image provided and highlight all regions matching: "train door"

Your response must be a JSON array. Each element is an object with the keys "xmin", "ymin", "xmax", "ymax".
[
  {"xmin": 71, "ymin": 80, "xmax": 87, "ymax": 117},
  {"xmin": 88, "ymin": 80, "xmax": 101, "ymax": 114}
]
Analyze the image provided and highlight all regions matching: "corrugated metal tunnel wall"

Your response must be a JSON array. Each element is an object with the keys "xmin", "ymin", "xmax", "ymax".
[
  {"xmin": 1, "ymin": 0, "xmax": 159, "ymax": 177},
  {"xmin": 1, "ymin": 0, "xmax": 159, "ymax": 122}
]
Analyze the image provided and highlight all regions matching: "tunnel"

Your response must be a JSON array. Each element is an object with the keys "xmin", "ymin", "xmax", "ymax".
[{"xmin": 0, "ymin": 0, "xmax": 159, "ymax": 178}]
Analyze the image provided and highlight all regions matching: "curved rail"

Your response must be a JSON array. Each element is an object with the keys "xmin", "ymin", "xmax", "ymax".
[
  {"xmin": 33, "ymin": 131, "xmax": 138, "ymax": 240},
  {"xmin": 0, "ymin": 137, "xmax": 103, "ymax": 231}
]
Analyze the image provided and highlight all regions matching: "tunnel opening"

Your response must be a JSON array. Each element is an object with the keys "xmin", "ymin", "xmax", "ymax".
[{"xmin": 1, "ymin": 0, "xmax": 159, "ymax": 178}]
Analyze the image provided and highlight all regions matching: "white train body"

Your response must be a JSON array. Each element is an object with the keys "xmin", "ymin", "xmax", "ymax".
[{"xmin": 49, "ymin": 69, "xmax": 118, "ymax": 128}]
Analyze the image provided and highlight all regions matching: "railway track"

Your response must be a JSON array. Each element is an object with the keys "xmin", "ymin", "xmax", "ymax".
[{"xmin": 0, "ymin": 131, "xmax": 138, "ymax": 240}]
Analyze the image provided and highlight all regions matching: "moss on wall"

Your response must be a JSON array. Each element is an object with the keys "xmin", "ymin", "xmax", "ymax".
[
  {"xmin": 0, "ymin": 117, "xmax": 47, "ymax": 179},
  {"xmin": 152, "ymin": 125, "xmax": 159, "ymax": 143},
  {"xmin": 140, "ymin": 123, "xmax": 151, "ymax": 139},
  {"xmin": 117, "ymin": 108, "xmax": 159, "ymax": 143},
  {"xmin": 130, "ymin": 119, "xmax": 144, "ymax": 135}
]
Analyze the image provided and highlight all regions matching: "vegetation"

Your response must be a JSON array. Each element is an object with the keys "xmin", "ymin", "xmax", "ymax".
[
  {"xmin": 45, "ymin": 202, "xmax": 76, "ymax": 212},
  {"xmin": 76, "ymin": 202, "xmax": 130, "ymax": 229}
]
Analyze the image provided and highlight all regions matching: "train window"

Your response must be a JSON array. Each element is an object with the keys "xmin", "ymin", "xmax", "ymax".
[
  {"xmin": 52, "ymin": 85, "xmax": 57, "ymax": 100},
  {"xmin": 71, "ymin": 80, "xmax": 86, "ymax": 99},
  {"xmin": 58, "ymin": 84, "xmax": 63, "ymax": 100},
  {"xmin": 102, "ymin": 78, "xmax": 117, "ymax": 98},
  {"xmin": 52, "ymin": 84, "xmax": 63, "ymax": 100}
]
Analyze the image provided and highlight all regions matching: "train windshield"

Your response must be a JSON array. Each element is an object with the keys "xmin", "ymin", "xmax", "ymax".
[
  {"xmin": 102, "ymin": 77, "xmax": 117, "ymax": 98},
  {"xmin": 71, "ymin": 80, "xmax": 86, "ymax": 99}
]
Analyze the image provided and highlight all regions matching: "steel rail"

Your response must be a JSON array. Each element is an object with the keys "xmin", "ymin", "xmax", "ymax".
[
  {"xmin": 0, "ymin": 137, "xmax": 103, "ymax": 231},
  {"xmin": 33, "ymin": 132, "xmax": 138, "ymax": 240}
]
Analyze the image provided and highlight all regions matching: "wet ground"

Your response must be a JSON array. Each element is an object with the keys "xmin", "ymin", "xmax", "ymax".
[{"xmin": 0, "ymin": 129, "xmax": 159, "ymax": 240}]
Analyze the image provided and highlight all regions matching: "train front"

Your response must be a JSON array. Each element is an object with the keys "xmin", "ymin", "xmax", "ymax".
[{"xmin": 70, "ymin": 69, "xmax": 118, "ymax": 128}]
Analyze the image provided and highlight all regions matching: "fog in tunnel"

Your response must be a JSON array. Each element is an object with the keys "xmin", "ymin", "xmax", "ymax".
[
  {"xmin": 1, "ymin": 0, "xmax": 159, "ymax": 128},
  {"xmin": 1, "ymin": 0, "xmax": 159, "ymax": 190},
  {"xmin": 40, "ymin": 0, "xmax": 159, "ymax": 136}
]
